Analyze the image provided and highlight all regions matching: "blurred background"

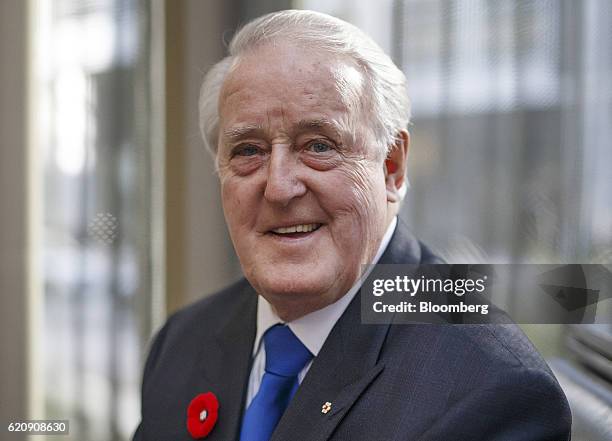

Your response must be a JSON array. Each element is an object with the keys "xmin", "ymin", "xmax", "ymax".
[{"xmin": 0, "ymin": 0, "xmax": 610, "ymax": 440}]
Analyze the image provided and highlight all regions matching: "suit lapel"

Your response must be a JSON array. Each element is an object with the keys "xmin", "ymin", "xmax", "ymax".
[
  {"xmin": 270, "ymin": 220, "xmax": 424, "ymax": 441},
  {"xmin": 197, "ymin": 283, "xmax": 257, "ymax": 441},
  {"xmin": 270, "ymin": 286, "xmax": 390, "ymax": 441}
]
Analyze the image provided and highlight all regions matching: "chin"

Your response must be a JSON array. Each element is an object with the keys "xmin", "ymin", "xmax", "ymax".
[
  {"xmin": 247, "ymin": 262, "xmax": 361, "ymax": 320},
  {"xmin": 267, "ymin": 274, "xmax": 328, "ymax": 297}
]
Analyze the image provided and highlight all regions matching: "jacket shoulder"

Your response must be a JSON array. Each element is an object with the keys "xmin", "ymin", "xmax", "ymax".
[
  {"xmin": 385, "ymin": 322, "xmax": 556, "ymax": 380},
  {"xmin": 140, "ymin": 278, "xmax": 254, "ymax": 379},
  {"xmin": 167, "ymin": 278, "xmax": 253, "ymax": 332}
]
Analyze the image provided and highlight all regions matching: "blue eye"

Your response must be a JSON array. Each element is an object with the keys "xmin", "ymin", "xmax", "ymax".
[
  {"xmin": 235, "ymin": 145, "xmax": 259, "ymax": 156},
  {"xmin": 309, "ymin": 141, "xmax": 332, "ymax": 153}
]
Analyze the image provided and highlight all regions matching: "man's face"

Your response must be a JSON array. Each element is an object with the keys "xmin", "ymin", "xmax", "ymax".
[{"xmin": 217, "ymin": 43, "xmax": 390, "ymax": 319}]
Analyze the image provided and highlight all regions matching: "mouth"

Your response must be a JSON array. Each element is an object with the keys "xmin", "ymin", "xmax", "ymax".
[{"xmin": 267, "ymin": 223, "xmax": 323, "ymax": 239}]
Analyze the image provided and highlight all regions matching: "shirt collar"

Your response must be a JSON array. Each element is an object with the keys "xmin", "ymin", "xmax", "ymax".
[{"xmin": 253, "ymin": 216, "xmax": 398, "ymax": 356}]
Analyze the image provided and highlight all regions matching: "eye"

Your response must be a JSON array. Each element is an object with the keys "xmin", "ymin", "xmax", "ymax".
[
  {"xmin": 307, "ymin": 141, "xmax": 333, "ymax": 153},
  {"xmin": 233, "ymin": 144, "xmax": 260, "ymax": 157}
]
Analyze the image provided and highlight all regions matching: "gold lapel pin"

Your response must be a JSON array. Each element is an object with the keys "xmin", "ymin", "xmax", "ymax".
[{"xmin": 321, "ymin": 401, "xmax": 332, "ymax": 414}]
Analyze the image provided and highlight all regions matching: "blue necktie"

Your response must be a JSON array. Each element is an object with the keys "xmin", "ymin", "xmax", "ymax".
[{"xmin": 240, "ymin": 324, "xmax": 313, "ymax": 441}]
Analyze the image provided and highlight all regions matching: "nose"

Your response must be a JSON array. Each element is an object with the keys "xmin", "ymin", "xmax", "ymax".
[{"xmin": 263, "ymin": 148, "xmax": 307, "ymax": 206}]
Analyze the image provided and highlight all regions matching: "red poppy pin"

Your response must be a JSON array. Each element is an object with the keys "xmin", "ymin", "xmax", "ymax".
[{"xmin": 187, "ymin": 392, "xmax": 219, "ymax": 439}]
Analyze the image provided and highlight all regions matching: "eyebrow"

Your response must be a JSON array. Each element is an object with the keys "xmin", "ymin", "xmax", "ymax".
[
  {"xmin": 295, "ymin": 119, "xmax": 344, "ymax": 139},
  {"xmin": 221, "ymin": 118, "xmax": 345, "ymax": 143},
  {"xmin": 222, "ymin": 125, "xmax": 265, "ymax": 142}
]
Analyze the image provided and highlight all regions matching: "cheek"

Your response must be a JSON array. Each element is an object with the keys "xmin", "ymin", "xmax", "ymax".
[
  {"xmin": 220, "ymin": 177, "xmax": 259, "ymax": 230},
  {"xmin": 315, "ymin": 162, "xmax": 387, "ymax": 237},
  {"xmin": 338, "ymin": 163, "xmax": 387, "ymax": 218}
]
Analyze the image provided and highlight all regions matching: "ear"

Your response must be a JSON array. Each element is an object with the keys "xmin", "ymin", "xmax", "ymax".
[{"xmin": 384, "ymin": 130, "xmax": 409, "ymax": 204}]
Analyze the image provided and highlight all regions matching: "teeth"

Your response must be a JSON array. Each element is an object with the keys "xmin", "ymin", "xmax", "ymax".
[{"xmin": 272, "ymin": 223, "xmax": 321, "ymax": 234}]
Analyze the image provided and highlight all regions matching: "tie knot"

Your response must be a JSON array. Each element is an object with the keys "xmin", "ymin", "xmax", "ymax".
[{"xmin": 263, "ymin": 324, "xmax": 313, "ymax": 377}]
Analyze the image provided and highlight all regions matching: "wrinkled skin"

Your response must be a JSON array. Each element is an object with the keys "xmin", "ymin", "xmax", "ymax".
[{"xmin": 216, "ymin": 42, "xmax": 407, "ymax": 321}]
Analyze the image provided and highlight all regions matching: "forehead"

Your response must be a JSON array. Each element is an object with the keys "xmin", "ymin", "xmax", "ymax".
[{"xmin": 218, "ymin": 43, "xmax": 364, "ymax": 129}]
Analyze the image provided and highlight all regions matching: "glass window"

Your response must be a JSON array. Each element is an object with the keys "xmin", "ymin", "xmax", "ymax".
[
  {"xmin": 33, "ymin": 0, "xmax": 160, "ymax": 439},
  {"xmin": 300, "ymin": 0, "xmax": 612, "ymax": 266}
]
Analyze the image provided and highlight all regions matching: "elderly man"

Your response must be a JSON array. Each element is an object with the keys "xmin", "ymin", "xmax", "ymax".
[{"xmin": 134, "ymin": 10, "xmax": 571, "ymax": 441}]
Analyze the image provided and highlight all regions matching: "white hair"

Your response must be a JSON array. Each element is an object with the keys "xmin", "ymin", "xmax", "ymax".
[{"xmin": 199, "ymin": 9, "xmax": 411, "ymax": 192}]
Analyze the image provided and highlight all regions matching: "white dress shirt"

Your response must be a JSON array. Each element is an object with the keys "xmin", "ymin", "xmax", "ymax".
[{"xmin": 245, "ymin": 216, "xmax": 398, "ymax": 407}]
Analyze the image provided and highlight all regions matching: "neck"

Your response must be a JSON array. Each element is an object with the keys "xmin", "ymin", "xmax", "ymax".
[{"xmin": 265, "ymin": 291, "xmax": 343, "ymax": 322}]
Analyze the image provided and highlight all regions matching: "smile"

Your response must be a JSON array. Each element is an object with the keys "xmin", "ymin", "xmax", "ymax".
[{"xmin": 271, "ymin": 223, "xmax": 322, "ymax": 234}]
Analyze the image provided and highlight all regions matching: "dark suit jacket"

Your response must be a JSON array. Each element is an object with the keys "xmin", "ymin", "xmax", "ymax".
[{"xmin": 134, "ymin": 220, "xmax": 572, "ymax": 440}]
